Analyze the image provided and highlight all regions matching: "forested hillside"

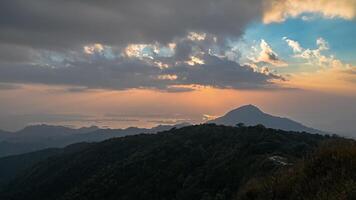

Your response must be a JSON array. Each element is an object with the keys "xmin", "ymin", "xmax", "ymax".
[{"xmin": 0, "ymin": 124, "xmax": 353, "ymax": 200}]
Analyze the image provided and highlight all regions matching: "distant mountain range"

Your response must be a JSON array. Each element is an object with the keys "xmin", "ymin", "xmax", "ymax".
[
  {"xmin": 208, "ymin": 105, "xmax": 323, "ymax": 134},
  {"xmin": 0, "ymin": 123, "xmax": 190, "ymax": 157},
  {"xmin": 0, "ymin": 105, "xmax": 325, "ymax": 157}
]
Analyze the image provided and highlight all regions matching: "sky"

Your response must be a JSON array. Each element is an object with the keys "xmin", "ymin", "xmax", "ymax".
[{"xmin": 0, "ymin": 0, "xmax": 355, "ymax": 136}]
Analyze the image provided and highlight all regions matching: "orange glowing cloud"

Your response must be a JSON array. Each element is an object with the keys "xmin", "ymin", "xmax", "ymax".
[
  {"xmin": 285, "ymin": 67, "xmax": 356, "ymax": 94},
  {"xmin": 263, "ymin": 0, "xmax": 356, "ymax": 23},
  {"xmin": 281, "ymin": 37, "xmax": 356, "ymax": 94},
  {"xmin": 83, "ymin": 43, "xmax": 104, "ymax": 55}
]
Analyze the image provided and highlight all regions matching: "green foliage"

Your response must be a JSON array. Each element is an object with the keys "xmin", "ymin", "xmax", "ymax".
[
  {"xmin": 5, "ymin": 124, "xmax": 356, "ymax": 200},
  {"xmin": 236, "ymin": 139, "xmax": 356, "ymax": 200},
  {"xmin": 236, "ymin": 123, "xmax": 245, "ymax": 128},
  {"xmin": 0, "ymin": 124, "xmax": 343, "ymax": 200},
  {"xmin": 0, "ymin": 142, "xmax": 91, "ymax": 186}
]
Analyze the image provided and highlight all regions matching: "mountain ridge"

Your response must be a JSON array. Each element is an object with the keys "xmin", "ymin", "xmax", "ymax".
[
  {"xmin": 0, "ymin": 124, "xmax": 328, "ymax": 200},
  {"xmin": 207, "ymin": 105, "xmax": 323, "ymax": 134},
  {"xmin": 0, "ymin": 123, "xmax": 191, "ymax": 157}
]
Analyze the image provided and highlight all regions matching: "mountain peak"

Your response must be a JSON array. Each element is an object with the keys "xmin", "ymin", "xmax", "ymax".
[
  {"xmin": 231, "ymin": 104, "xmax": 262, "ymax": 113},
  {"xmin": 207, "ymin": 105, "xmax": 322, "ymax": 133},
  {"xmin": 224, "ymin": 105, "xmax": 264, "ymax": 118}
]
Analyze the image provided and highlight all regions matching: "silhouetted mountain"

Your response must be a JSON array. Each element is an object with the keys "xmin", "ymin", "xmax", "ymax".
[
  {"xmin": 0, "ymin": 130, "xmax": 12, "ymax": 140},
  {"xmin": 208, "ymin": 105, "xmax": 322, "ymax": 133},
  {"xmin": 76, "ymin": 126, "xmax": 100, "ymax": 133},
  {"xmin": 18, "ymin": 124, "xmax": 75, "ymax": 136},
  {"xmin": 0, "ymin": 124, "xmax": 331, "ymax": 200},
  {"xmin": 0, "ymin": 125, "xmax": 95, "ymax": 144},
  {"xmin": 150, "ymin": 122, "xmax": 192, "ymax": 133},
  {"xmin": 0, "ymin": 142, "xmax": 91, "ymax": 186},
  {"xmin": 0, "ymin": 141, "xmax": 45, "ymax": 158},
  {"xmin": 0, "ymin": 123, "xmax": 190, "ymax": 157}
]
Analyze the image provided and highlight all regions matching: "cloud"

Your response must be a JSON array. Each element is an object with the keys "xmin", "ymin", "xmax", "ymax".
[
  {"xmin": 187, "ymin": 32, "xmax": 207, "ymax": 41},
  {"xmin": 185, "ymin": 56, "xmax": 205, "ymax": 66},
  {"xmin": 283, "ymin": 37, "xmax": 356, "ymax": 92},
  {"xmin": 0, "ymin": 1, "xmax": 354, "ymax": 67},
  {"xmin": 0, "ymin": 32, "xmax": 285, "ymax": 92},
  {"xmin": 2, "ymin": 0, "xmax": 352, "ymax": 94},
  {"xmin": 283, "ymin": 37, "xmax": 302, "ymax": 53},
  {"xmin": 254, "ymin": 39, "xmax": 287, "ymax": 67},
  {"xmin": 0, "ymin": 1, "xmax": 265, "ymax": 71},
  {"xmin": 0, "ymin": 44, "xmax": 39, "ymax": 64},
  {"xmin": 157, "ymin": 74, "xmax": 178, "ymax": 81},
  {"xmin": 166, "ymin": 54, "xmax": 284, "ymax": 90},
  {"xmin": 202, "ymin": 114, "xmax": 218, "ymax": 121},
  {"xmin": 83, "ymin": 44, "xmax": 105, "ymax": 55},
  {"xmin": 286, "ymin": 66, "xmax": 356, "ymax": 93},
  {"xmin": 263, "ymin": 0, "xmax": 356, "ymax": 23},
  {"xmin": 283, "ymin": 37, "xmax": 341, "ymax": 68},
  {"xmin": 0, "ymin": 0, "xmax": 263, "ymax": 51},
  {"xmin": 0, "ymin": 54, "xmax": 283, "ymax": 92}
]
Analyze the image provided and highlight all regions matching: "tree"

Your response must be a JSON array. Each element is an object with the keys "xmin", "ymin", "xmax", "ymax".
[{"xmin": 236, "ymin": 123, "xmax": 245, "ymax": 128}]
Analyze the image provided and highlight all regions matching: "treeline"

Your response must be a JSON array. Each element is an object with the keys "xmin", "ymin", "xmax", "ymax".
[
  {"xmin": 237, "ymin": 139, "xmax": 356, "ymax": 200},
  {"xmin": 0, "ymin": 124, "xmax": 354, "ymax": 200}
]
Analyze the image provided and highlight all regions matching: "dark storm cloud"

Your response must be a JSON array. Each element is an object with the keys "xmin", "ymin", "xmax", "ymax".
[
  {"xmin": 0, "ymin": 44, "xmax": 38, "ymax": 63},
  {"xmin": 0, "ymin": 0, "xmax": 263, "ymax": 50},
  {"xmin": 174, "ymin": 42, "xmax": 193, "ymax": 61},
  {"xmin": 0, "ymin": 0, "xmax": 284, "ymax": 92},
  {"xmin": 0, "ymin": 59, "xmax": 164, "ymax": 90},
  {"xmin": 0, "ymin": 54, "xmax": 282, "ymax": 92},
  {"xmin": 167, "ymin": 55, "xmax": 283, "ymax": 89}
]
